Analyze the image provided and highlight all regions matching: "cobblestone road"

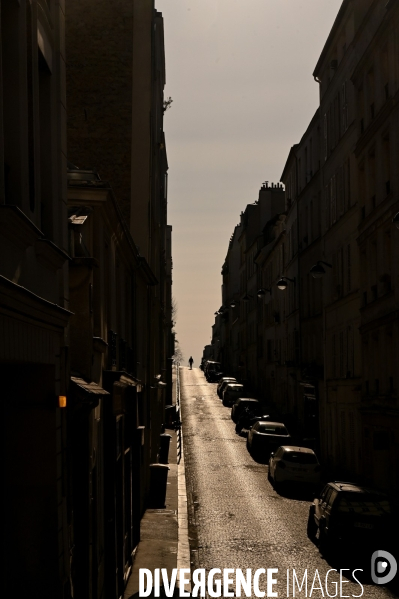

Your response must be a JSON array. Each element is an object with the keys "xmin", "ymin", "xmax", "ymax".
[{"xmin": 180, "ymin": 367, "xmax": 397, "ymax": 599}]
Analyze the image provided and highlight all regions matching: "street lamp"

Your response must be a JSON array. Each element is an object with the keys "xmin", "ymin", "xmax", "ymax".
[
  {"xmin": 277, "ymin": 277, "xmax": 295, "ymax": 291},
  {"xmin": 310, "ymin": 260, "xmax": 332, "ymax": 279},
  {"xmin": 257, "ymin": 288, "xmax": 272, "ymax": 298},
  {"xmin": 393, "ymin": 212, "xmax": 399, "ymax": 230}
]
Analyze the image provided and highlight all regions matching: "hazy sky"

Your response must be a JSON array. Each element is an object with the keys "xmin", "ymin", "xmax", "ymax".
[{"xmin": 157, "ymin": 0, "xmax": 343, "ymax": 365}]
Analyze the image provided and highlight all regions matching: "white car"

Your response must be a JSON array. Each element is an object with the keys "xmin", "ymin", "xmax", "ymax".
[{"xmin": 268, "ymin": 446, "xmax": 321, "ymax": 489}]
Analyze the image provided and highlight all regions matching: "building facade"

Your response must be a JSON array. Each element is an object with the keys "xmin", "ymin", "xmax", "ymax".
[
  {"xmin": 208, "ymin": 0, "xmax": 399, "ymax": 495},
  {"xmin": 1, "ymin": 1, "xmax": 71, "ymax": 596},
  {"xmin": 1, "ymin": 1, "xmax": 174, "ymax": 598}
]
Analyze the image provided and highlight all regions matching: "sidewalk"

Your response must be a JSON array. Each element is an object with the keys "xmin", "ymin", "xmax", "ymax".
[{"xmin": 124, "ymin": 369, "xmax": 190, "ymax": 598}]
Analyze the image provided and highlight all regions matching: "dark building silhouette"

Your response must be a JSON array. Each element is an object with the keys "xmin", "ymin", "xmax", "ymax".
[{"xmin": 1, "ymin": 1, "xmax": 173, "ymax": 598}]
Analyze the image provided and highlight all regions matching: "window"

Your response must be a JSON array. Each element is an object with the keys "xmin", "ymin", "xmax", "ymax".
[
  {"xmin": 346, "ymin": 326, "xmax": 354, "ymax": 378},
  {"xmin": 260, "ymin": 424, "xmax": 288, "ymax": 435},
  {"xmin": 330, "ymin": 174, "xmax": 336, "ymax": 224},
  {"xmin": 321, "ymin": 487, "xmax": 333, "ymax": 506},
  {"xmin": 337, "ymin": 165, "xmax": 344, "ymax": 216},
  {"xmin": 38, "ymin": 48, "xmax": 53, "ymax": 237},
  {"xmin": 383, "ymin": 134, "xmax": 391, "ymax": 196},
  {"xmin": 367, "ymin": 68, "xmax": 375, "ymax": 124},
  {"xmin": 332, "ymin": 335, "xmax": 337, "ymax": 378},
  {"xmin": 339, "ymin": 331, "xmax": 344, "ymax": 378},
  {"xmin": 342, "ymin": 81, "xmax": 349, "ymax": 132},
  {"xmin": 368, "ymin": 149, "xmax": 376, "ymax": 209},
  {"xmin": 346, "ymin": 244, "xmax": 351, "ymax": 293},
  {"xmin": 327, "ymin": 489, "xmax": 339, "ymax": 508},
  {"xmin": 381, "ymin": 45, "xmax": 389, "ymax": 101},
  {"xmin": 344, "ymin": 158, "xmax": 351, "ymax": 209},
  {"xmin": 323, "ymin": 113, "xmax": 328, "ymax": 160},
  {"xmin": 283, "ymin": 451, "xmax": 318, "ymax": 464}
]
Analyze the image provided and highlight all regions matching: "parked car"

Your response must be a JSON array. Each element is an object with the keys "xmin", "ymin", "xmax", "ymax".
[
  {"xmin": 268, "ymin": 446, "xmax": 321, "ymax": 489},
  {"xmin": 222, "ymin": 383, "xmax": 246, "ymax": 407},
  {"xmin": 217, "ymin": 377, "xmax": 237, "ymax": 397},
  {"xmin": 208, "ymin": 368, "xmax": 223, "ymax": 382},
  {"xmin": 231, "ymin": 398, "xmax": 260, "ymax": 423},
  {"xmin": 204, "ymin": 361, "xmax": 222, "ymax": 382},
  {"xmin": 236, "ymin": 412, "xmax": 270, "ymax": 435},
  {"xmin": 307, "ymin": 482, "xmax": 392, "ymax": 552},
  {"xmin": 247, "ymin": 421, "xmax": 290, "ymax": 458}
]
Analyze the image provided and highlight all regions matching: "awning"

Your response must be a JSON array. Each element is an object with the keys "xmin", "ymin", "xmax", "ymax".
[
  {"xmin": 120, "ymin": 373, "xmax": 142, "ymax": 392},
  {"xmin": 71, "ymin": 376, "xmax": 110, "ymax": 396}
]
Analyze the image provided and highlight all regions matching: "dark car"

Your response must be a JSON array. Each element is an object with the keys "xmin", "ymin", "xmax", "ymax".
[
  {"xmin": 231, "ymin": 398, "xmax": 261, "ymax": 423},
  {"xmin": 246, "ymin": 421, "xmax": 290, "ymax": 458},
  {"xmin": 204, "ymin": 361, "xmax": 222, "ymax": 382},
  {"xmin": 222, "ymin": 383, "xmax": 246, "ymax": 407},
  {"xmin": 217, "ymin": 377, "xmax": 237, "ymax": 397},
  {"xmin": 307, "ymin": 482, "xmax": 392, "ymax": 552},
  {"xmin": 236, "ymin": 412, "xmax": 270, "ymax": 435},
  {"xmin": 207, "ymin": 369, "xmax": 223, "ymax": 382}
]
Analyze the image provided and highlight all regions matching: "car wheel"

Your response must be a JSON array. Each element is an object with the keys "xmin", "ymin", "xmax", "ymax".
[{"xmin": 307, "ymin": 506, "xmax": 317, "ymax": 541}]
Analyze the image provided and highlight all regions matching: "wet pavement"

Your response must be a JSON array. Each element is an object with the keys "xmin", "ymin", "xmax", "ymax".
[{"xmin": 180, "ymin": 367, "xmax": 398, "ymax": 599}]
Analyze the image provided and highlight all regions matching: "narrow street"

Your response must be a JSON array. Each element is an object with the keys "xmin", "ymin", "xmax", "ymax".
[{"xmin": 180, "ymin": 367, "xmax": 396, "ymax": 599}]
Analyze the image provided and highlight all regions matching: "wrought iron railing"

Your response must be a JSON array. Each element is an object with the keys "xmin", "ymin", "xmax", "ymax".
[{"xmin": 175, "ymin": 363, "xmax": 182, "ymax": 464}]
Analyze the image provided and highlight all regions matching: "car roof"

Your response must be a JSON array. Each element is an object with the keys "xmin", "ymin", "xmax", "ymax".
[
  {"xmin": 236, "ymin": 398, "xmax": 259, "ymax": 403},
  {"xmin": 327, "ymin": 482, "xmax": 388, "ymax": 495},
  {"xmin": 280, "ymin": 446, "xmax": 316, "ymax": 454}
]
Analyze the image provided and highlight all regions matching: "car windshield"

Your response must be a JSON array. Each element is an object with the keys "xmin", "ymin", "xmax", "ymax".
[
  {"xmin": 336, "ymin": 494, "xmax": 391, "ymax": 515},
  {"xmin": 228, "ymin": 385, "xmax": 243, "ymax": 390},
  {"xmin": 259, "ymin": 424, "xmax": 288, "ymax": 435},
  {"xmin": 283, "ymin": 452, "xmax": 318, "ymax": 464}
]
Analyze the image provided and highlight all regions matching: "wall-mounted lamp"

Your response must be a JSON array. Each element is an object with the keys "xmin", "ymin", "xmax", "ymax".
[
  {"xmin": 230, "ymin": 300, "xmax": 239, "ymax": 308},
  {"xmin": 393, "ymin": 212, "xmax": 399, "ymax": 230},
  {"xmin": 242, "ymin": 293, "xmax": 253, "ymax": 302},
  {"xmin": 58, "ymin": 395, "xmax": 67, "ymax": 408},
  {"xmin": 310, "ymin": 260, "xmax": 333, "ymax": 279},
  {"xmin": 257, "ymin": 288, "xmax": 272, "ymax": 298},
  {"xmin": 277, "ymin": 277, "xmax": 295, "ymax": 291}
]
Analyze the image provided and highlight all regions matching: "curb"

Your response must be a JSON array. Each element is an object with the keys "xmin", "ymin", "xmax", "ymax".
[{"xmin": 177, "ymin": 367, "xmax": 192, "ymax": 590}]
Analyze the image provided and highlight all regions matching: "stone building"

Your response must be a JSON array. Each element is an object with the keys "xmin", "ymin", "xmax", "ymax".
[
  {"xmin": 67, "ymin": 167, "xmax": 159, "ymax": 598},
  {"xmin": 210, "ymin": 0, "xmax": 399, "ymax": 494},
  {"xmin": 0, "ymin": 1, "xmax": 71, "ymax": 597},
  {"xmin": 65, "ymin": 2, "xmax": 174, "ymax": 595},
  {"xmin": 350, "ymin": 0, "xmax": 399, "ymax": 491},
  {"xmin": 66, "ymin": 3, "xmax": 173, "ymax": 448},
  {"xmin": 1, "ymin": 1, "xmax": 173, "ymax": 598}
]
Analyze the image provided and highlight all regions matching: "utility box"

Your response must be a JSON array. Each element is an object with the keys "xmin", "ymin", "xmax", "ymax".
[
  {"xmin": 159, "ymin": 433, "xmax": 172, "ymax": 464},
  {"xmin": 148, "ymin": 464, "xmax": 170, "ymax": 508},
  {"xmin": 164, "ymin": 404, "xmax": 176, "ymax": 428}
]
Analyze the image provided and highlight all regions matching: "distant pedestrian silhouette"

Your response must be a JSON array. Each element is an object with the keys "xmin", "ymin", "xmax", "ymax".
[{"xmin": 188, "ymin": 356, "xmax": 193, "ymax": 369}]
